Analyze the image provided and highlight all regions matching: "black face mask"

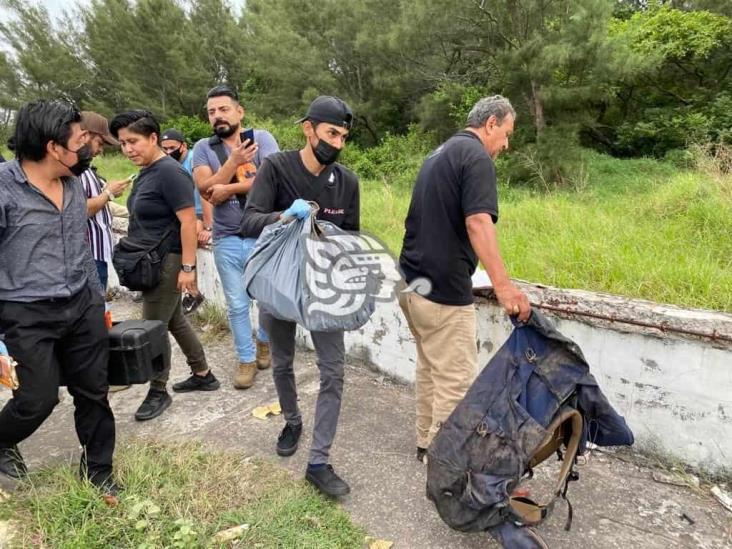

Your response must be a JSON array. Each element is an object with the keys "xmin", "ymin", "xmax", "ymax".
[
  {"xmin": 312, "ymin": 138, "xmax": 341, "ymax": 165},
  {"xmin": 168, "ymin": 147, "xmax": 183, "ymax": 162},
  {"xmin": 60, "ymin": 144, "xmax": 93, "ymax": 176}
]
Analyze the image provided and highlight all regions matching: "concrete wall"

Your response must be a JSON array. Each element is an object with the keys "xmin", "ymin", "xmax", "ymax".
[{"xmin": 108, "ymin": 239, "xmax": 732, "ymax": 475}]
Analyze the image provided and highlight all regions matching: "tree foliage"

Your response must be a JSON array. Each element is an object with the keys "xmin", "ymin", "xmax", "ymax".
[{"xmin": 0, "ymin": 0, "xmax": 730, "ymax": 179}]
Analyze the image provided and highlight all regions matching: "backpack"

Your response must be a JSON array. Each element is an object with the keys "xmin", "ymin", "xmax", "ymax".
[{"xmin": 426, "ymin": 310, "xmax": 634, "ymax": 548}]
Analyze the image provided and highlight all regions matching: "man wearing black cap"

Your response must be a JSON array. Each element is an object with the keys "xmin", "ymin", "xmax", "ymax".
[
  {"xmin": 161, "ymin": 128, "xmax": 213, "ymax": 248},
  {"xmin": 241, "ymin": 95, "xmax": 359, "ymax": 497}
]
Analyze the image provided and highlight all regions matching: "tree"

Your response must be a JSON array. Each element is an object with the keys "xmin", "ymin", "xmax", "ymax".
[
  {"xmin": 0, "ymin": 0, "xmax": 92, "ymax": 105},
  {"xmin": 83, "ymin": 0, "xmax": 209, "ymax": 117},
  {"xmin": 606, "ymin": 6, "xmax": 732, "ymax": 155}
]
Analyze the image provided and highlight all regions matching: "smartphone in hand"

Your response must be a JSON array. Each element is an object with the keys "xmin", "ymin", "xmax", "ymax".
[{"xmin": 241, "ymin": 128, "xmax": 255, "ymax": 145}]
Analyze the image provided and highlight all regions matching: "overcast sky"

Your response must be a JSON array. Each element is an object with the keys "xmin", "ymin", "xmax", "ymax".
[
  {"xmin": 0, "ymin": 0, "xmax": 245, "ymax": 31},
  {"xmin": 0, "ymin": 0, "xmax": 82, "ymax": 24}
]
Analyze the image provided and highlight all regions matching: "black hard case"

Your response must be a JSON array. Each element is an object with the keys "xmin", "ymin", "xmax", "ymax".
[{"xmin": 107, "ymin": 320, "xmax": 168, "ymax": 385}]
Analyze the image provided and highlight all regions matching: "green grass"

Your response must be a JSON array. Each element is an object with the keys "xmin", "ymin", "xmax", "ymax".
[
  {"xmin": 360, "ymin": 150, "xmax": 731, "ymax": 311},
  {"xmin": 92, "ymin": 149, "xmax": 732, "ymax": 312},
  {"xmin": 0, "ymin": 440, "xmax": 366, "ymax": 548}
]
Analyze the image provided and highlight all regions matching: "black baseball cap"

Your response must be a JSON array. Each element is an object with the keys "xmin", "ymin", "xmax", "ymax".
[
  {"xmin": 160, "ymin": 128, "xmax": 186, "ymax": 143},
  {"xmin": 297, "ymin": 96, "xmax": 353, "ymax": 130}
]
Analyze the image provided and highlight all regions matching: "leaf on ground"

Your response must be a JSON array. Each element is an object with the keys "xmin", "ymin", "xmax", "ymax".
[
  {"xmin": 211, "ymin": 523, "xmax": 250, "ymax": 543},
  {"xmin": 251, "ymin": 402, "xmax": 282, "ymax": 420},
  {"xmin": 365, "ymin": 536, "xmax": 394, "ymax": 549},
  {"xmin": 711, "ymin": 485, "xmax": 732, "ymax": 513}
]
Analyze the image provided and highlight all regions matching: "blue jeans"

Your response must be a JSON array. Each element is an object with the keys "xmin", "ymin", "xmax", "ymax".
[
  {"xmin": 95, "ymin": 260, "xmax": 108, "ymax": 291},
  {"xmin": 213, "ymin": 235, "xmax": 268, "ymax": 363}
]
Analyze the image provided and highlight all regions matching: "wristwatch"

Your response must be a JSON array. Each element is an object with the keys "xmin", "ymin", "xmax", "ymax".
[
  {"xmin": 203, "ymin": 226, "xmax": 212, "ymax": 231},
  {"xmin": 104, "ymin": 189, "xmax": 115, "ymax": 201},
  {"xmin": 181, "ymin": 264, "xmax": 196, "ymax": 273}
]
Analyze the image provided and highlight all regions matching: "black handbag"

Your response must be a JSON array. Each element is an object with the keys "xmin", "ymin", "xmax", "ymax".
[{"xmin": 113, "ymin": 222, "xmax": 176, "ymax": 291}]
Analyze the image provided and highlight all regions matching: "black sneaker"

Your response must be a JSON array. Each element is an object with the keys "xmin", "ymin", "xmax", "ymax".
[
  {"xmin": 87, "ymin": 470, "xmax": 122, "ymax": 497},
  {"xmin": 417, "ymin": 447, "xmax": 427, "ymax": 464},
  {"xmin": 134, "ymin": 388, "xmax": 172, "ymax": 421},
  {"xmin": 172, "ymin": 371, "xmax": 220, "ymax": 393},
  {"xmin": 90, "ymin": 474, "xmax": 122, "ymax": 507},
  {"xmin": 276, "ymin": 422, "xmax": 302, "ymax": 457},
  {"xmin": 0, "ymin": 446, "xmax": 27, "ymax": 480},
  {"xmin": 305, "ymin": 464, "xmax": 350, "ymax": 497}
]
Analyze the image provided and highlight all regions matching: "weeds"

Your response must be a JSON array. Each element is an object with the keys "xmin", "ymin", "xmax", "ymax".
[
  {"xmin": 190, "ymin": 303, "xmax": 230, "ymax": 345},
  {"xmin": 0, "ymin": 440, "xmax": 365, "ymax": 548},
  {"xmin": 95, "ymin": 145, "xmax": 731, "ymax": 311}
]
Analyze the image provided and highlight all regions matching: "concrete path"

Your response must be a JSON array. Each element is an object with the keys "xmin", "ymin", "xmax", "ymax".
[{"xmin": 1, "ymin": 296, "xmax": 730, "ymax": 548}]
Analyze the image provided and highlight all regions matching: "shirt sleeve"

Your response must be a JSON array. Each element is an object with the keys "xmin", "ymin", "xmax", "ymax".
[
  {"xmin": 461, "ymin": 151, "xmax": 499, "ymax": 223},
  {"xmin": 241, "ymin": 158, "xmax": 281, "ymax": 237},
  {"xmin": 81, "ymin": 171, "xmax": 93, "ymax": 198},
  {"xmin": 161, "ymin": 165, "xmax": 195, "ymax": 212},
  {"xmin": 255, "ymin": 130, "xmax": 281, "ymax": 164},
  {"xmin": 342, "ymin": 174, "xmax": 360, "ymax": 232},
  {"xmin": 191, "ymin": 139, "xmax": 212, "ymax": 170}
]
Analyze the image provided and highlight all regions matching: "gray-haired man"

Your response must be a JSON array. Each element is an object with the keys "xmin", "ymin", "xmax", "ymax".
[{"xmin": 399, "ymin": 95, "xmax": 531, "ymax": 462}]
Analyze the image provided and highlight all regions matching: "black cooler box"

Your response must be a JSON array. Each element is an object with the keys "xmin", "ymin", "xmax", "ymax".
[{"xmin": 108, "ymin": 320, "xmax": 168, "ymax": 385}]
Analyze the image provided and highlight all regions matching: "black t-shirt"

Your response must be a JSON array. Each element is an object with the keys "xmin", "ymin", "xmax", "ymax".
[
  {"xmin": 241, "ymin": 150, "xmax": 360, "ymax": 237},
  {"xmin": 399, "ymin": 131, "xmax": 498, "ymax": 306},
  {"xmin": 127, "ymin": 155, "xmax": 195, "ymax": 254}
]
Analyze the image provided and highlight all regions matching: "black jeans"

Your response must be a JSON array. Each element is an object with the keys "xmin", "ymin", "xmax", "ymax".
[{"xmin": 0, "ymin": 284, "xmax": 116, "ymax": 482}]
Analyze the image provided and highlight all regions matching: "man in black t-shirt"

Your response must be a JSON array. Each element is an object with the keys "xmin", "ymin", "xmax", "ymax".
[
  {"xmin": 242, "ymin": 96, "xmax": 358, "ymax": 498},
  {"xmin": 399, "ymin": 95, "xmax": 531, "ymax": 462}
]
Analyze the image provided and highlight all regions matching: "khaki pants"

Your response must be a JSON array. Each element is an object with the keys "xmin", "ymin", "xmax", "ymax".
[{"xmin": 399, "ymin": 291, "xmax": 478, "ymax": 448}]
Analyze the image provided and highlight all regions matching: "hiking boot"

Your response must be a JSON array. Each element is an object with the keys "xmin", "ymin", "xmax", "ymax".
[
  {"xmin": 305, "ymin": 464, "xmax": 350, "ymax": 497},
  {"xmin": 0, "ymin": 446, "xmax": 27, "ymax": 480},
  {"xmin": 276, "ymin": 422, "xmax": 302, "ymax": 457},
  {"xmin": 416, "ymin": 447, "xmax": 427, "ymax": 464},
  {"xmin": 134, "ymin": 388, "xmax": 172, "ymax": 421},
  {"xmin": 233, "ymin": 361, "xmax": 257, "ymax": 389},
  {"xmin": 172, "ymin": 371, "xmax": 220, "ymax": 393},
  {"xmin": 256, "ymin": 339, "xmax": 271, "ymax": 370}
]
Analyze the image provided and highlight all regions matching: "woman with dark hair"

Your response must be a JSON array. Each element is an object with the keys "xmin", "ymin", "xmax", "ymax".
[{"xmin": 109, "ymin": 111, "xmax": 219, "ymax": 421}]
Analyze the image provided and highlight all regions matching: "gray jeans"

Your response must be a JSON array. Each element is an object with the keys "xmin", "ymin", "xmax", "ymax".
[{"xmin": 260, "ymin": 309, "xmax": 345, "ymax": 466}]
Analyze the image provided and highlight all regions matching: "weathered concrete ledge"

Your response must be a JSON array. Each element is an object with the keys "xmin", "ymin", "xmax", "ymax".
[
  {"xmin": 488, "ymin": 281, "xmax": 732, "ymax": 350},
  {"xmin": 108, "ymin": 227, "xmax": 731, "ymax": 475}
]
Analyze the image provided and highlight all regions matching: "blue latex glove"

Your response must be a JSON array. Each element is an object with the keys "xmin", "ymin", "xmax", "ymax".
[{"xmin": 282, "ymin": 198, "xmax": 311, "ymax": 220}]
